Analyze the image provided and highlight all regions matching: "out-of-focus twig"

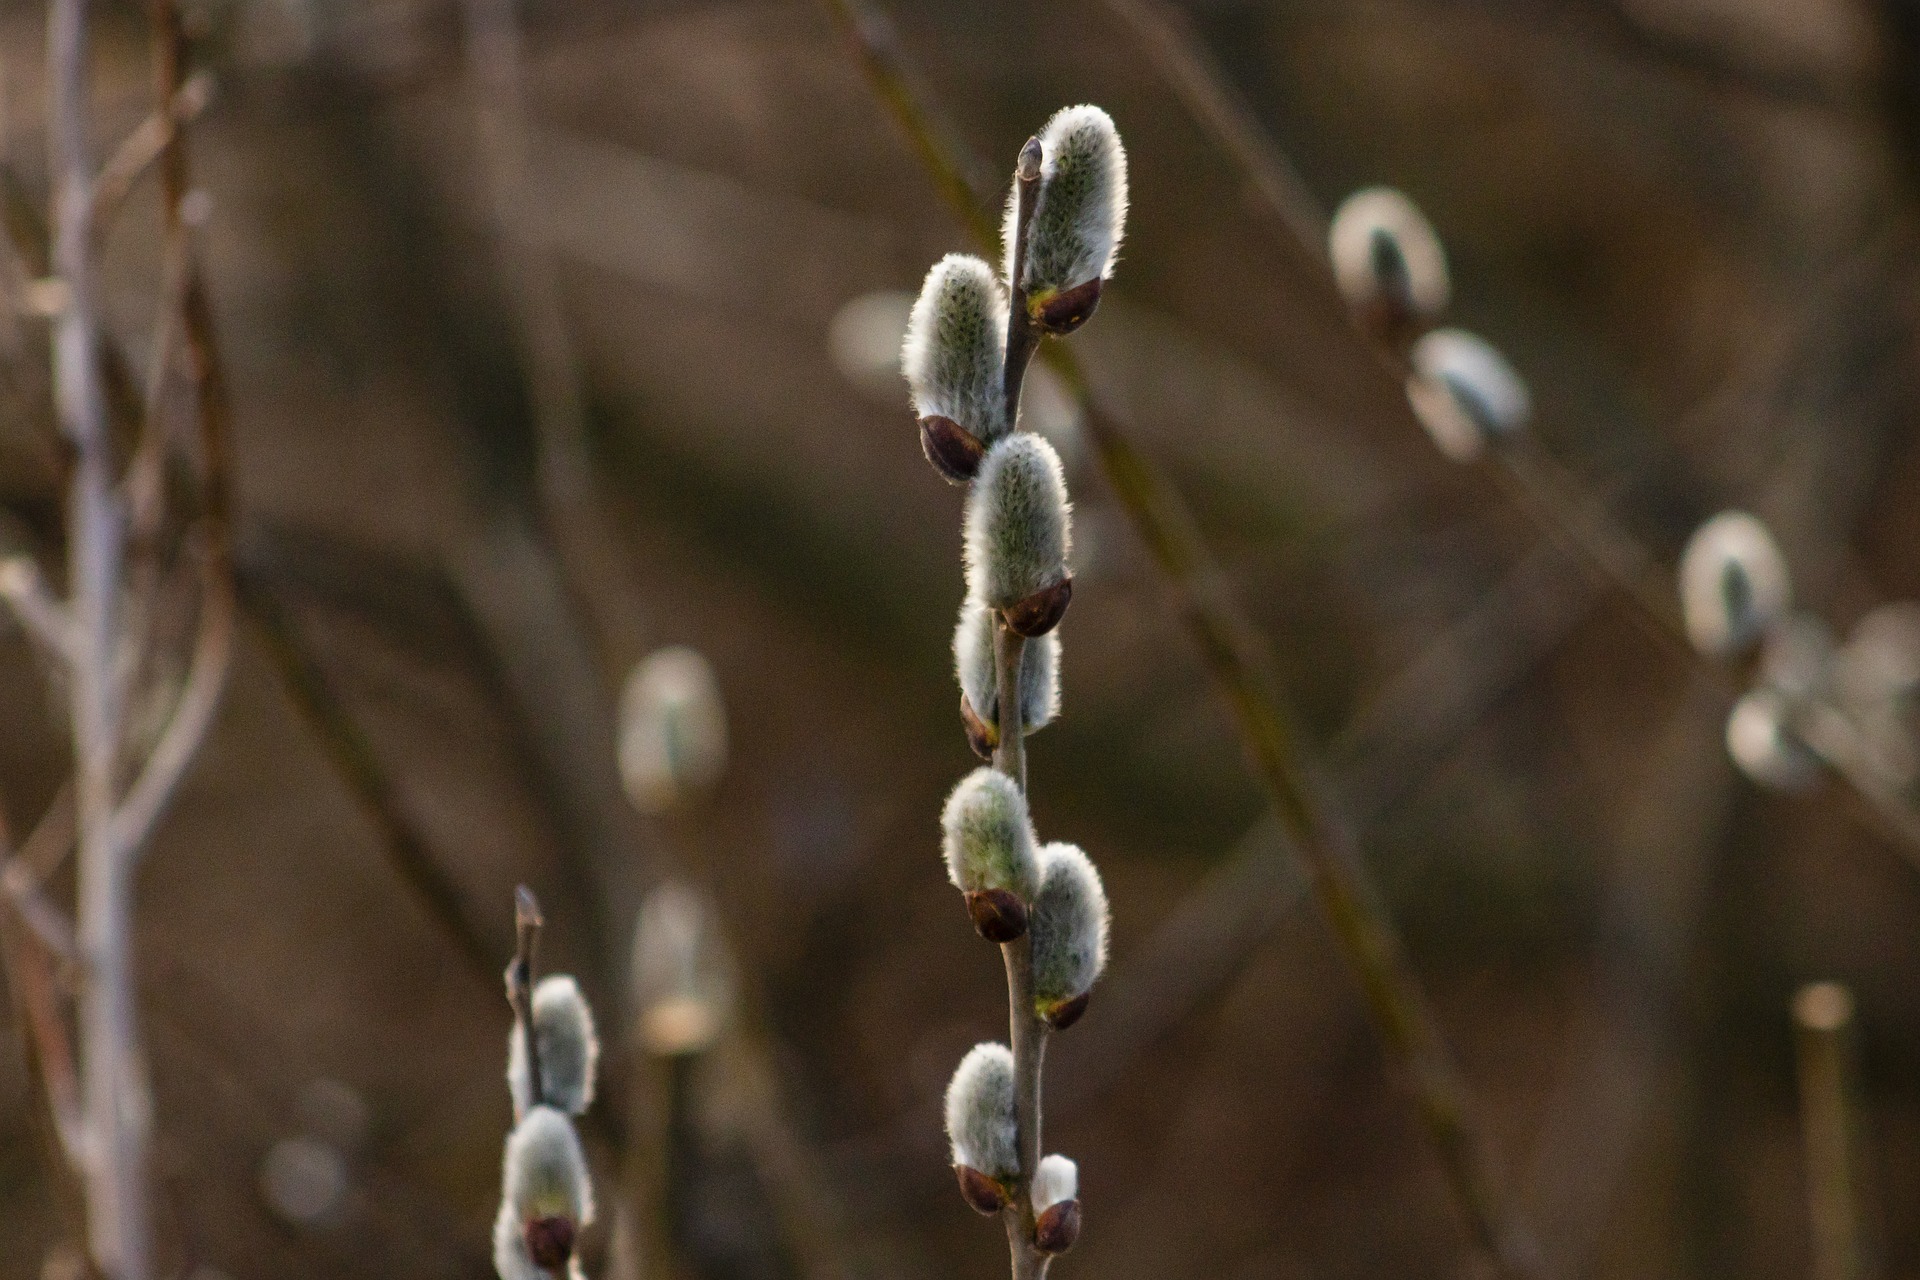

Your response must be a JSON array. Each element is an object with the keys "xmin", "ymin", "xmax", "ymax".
[
  {"xmin": 1793, "ymin": 982, "xmax": 1873, "ymax": 1280},
  {"xmin": 821, "ymin": 3, "xmax": 1539, "ymax": 1271},
  {"xmin": 87, "ymin": 68, "xmax": 212, "ymax": 249},
  {"xmin": 1100, "ymin": 0, "xmax": 1920, "ymax": 880},
  {"xmin": 233, "ymin": 561, "xmax": 503, "ymax": 979}
]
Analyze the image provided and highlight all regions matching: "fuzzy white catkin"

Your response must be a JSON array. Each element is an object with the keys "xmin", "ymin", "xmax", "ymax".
[
  {"xmin": 1328, "ymin": 187, "xmax": 1450, "ymax": 323},
  {"xmin": 1726, "ymin": 686, "xmax": 1821, "ymax": 791},
  {"xmin": 1012, "ymin": 106, "xmax": 1129, "ymax": 299},
  {"xmin": 1678, "ymin": 512, "xmax": 1792, "ymax": 658},
  {"xmin": 954, "ymin": 596, "xmax": 1060, "ymax": 734},
  {"xmin": 964, "ymin": 434, "xmax": 1072, "ymax": 610},
  {"xmin": 941, "ymin": 768, "xmax": 1041, "ymax": 898},
  {"xmin": 630, "ymin": 881, "xmax": 734, "ymax": 1057},
  {"xmin": 1031, "ymin": 1154, "xmax": 1078, "ymax": 1211},
  {"xmin": 501, "ymin": 1105, "xmax": 594, "ymax": 1228},
  {"xmin": 618, "ymin": 646, "xmax": 728, "ymax": 813},
  {"xmin": 508, "ymin": 975, "xmax": 599, "ymax": 1118},
  {"xmin": 1029, "ymin": 843, "xmax": 1109, "ymax": 1008},
  {"xmin": 903, "ymin": 254, "xmax": 1009, "ymax": 445},
  {"xmin": 1405, "ymin": 328, "xmax": 1531, "ymax": 462},
  {"xmin": 945, "ymin": 1042, "xmax": 1019, "ymax": 1180}
]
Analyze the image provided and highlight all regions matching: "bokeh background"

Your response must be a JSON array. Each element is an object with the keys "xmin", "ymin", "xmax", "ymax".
[{"xmin": 2, "ymin": 0, "xmax": 1920, "ymax": 1277}]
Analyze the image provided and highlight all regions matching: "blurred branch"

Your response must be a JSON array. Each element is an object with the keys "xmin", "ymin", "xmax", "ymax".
[
  {"xmin": 0, "ymin": 554, "xmax": 77, "ymax": 663},
  {"xmin": 822, "ymin": 3, "xmax": 1540, "ymax": 1272},
  {"xmin": 87, "ymin": 67, "xmax": 212, "ymax": 249},
  {"xmin": 459, "ymin": 0, "xmax": 590, "ymax": 508},
  {"xmin": 232, "ymin": 557, "xmax": 503, "ymax": 979},
  {"xmin": 1563, "ymin": 0, "xmax": 1861, "ymax": 113},
  {"xmin": 1100, "ymin": 0, "xmax": 1920, "ymax": 879},
  {"xmin": 1793, "ymin": 982, "xmax": 1874, "ymax": 1280}
]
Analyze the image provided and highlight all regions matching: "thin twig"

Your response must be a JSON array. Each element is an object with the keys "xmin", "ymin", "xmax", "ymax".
[
  {"xmin": 1793, "ymin": 982, "xmax": 1871, "ymax": 1280},
  {"xmin": 1098, "ymin": 0, "xmax": 1920, "ymax": 876},
  {"xmin": 86, "ymin": 68, "xmax": 212, "ymax": 249},
  {"xmin": 508, "ymin": 884, "xmax": 545, "ymax": 1116},
  {"xmin": 820, "ymin": 2, "xmax": 1538, "ymax": 1271},
  {"xmin": 233, "ymin": 564, "xmax": 501, "ymax": 978},
  {"xmin": 0, "ymin": 554, "xmax": 77, "ymax": 663}
]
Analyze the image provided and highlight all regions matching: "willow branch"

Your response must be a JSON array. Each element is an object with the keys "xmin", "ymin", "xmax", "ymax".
[
  {"xmin": 822, "ymin": 2, "xmax": 1537, "ymax": 1271},
  {"xmin": 508, "ymin": 884, "xmax": 544, "ymax": 1116},
  {"xmin": 1098, "ymin": 0, "xmax": 1920, "ymax": 872}
]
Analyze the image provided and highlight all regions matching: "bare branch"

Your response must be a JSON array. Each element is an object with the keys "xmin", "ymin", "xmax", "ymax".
[
  {"xmin": 0, "ymin": 555, "xmax": 76, "ymax": 664},
  {"xmin": 86, "ymin": 69, "xmax": 212, "ymax": 249},
  {"xmin": 108, "ymin": 558, "xmax": 232, "ymax": 865}
]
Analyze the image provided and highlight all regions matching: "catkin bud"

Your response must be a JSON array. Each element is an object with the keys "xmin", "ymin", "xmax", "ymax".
[
  {"xmin": 1726, "ymin": 686, "xmax": 1821, "ymax": 792},
  {"xmin": 954, "ymin": 596, "xmax": 1060, "ymax": 757},
  {"xmin": 1029, "ymin": 843, "xmax": 1108, "ymax": 1029},
  {"xmin": 618, "ymin": 647, "xmax": 729, "ymax": 813},
  {"xmin": 1031, "ymin": 1154, "xmax": 1081, "ymax": 1254},
  {"xmin": 946, "ymin": 1042, "xmax": 1018, "ymax": 1209},
  {"xmin": 1405, "ymin": 328, "xmax": 1531, "ymax": 462},
  {"xmin": 495, "ymin": 1106, "xmax": 593, "ymax": 1280},
  {"xmin": 904, "ymin": 254, "xmax": 1009, "ymax": 481},
  {"xmin": 1328, "ymin": 187, "xmax": 1450, "ymax": 339},
  {"xmin": 630, "ymin": 881, "xmax": 735, "ymax": 1058},
  {"xmin": 964, "ymin": 435, "xmax": 1073, "ymax": 636},
  {"xmin": 1836, "ymin": 603, "xmax": 1920, "ymax": 787},
  {"xmin": 1013, "ymin": 105, "xmax": 1128, "ymax": 334},
  {"xmin": 942, "ymin": 768, "xmax": 1040, "ymax": 939},
  {"xmin": 508, "ymin": 975, "xmax": 599, "ymax": 1118},
  {"xmin": 1678, "ymin": 512, "xmax": 1792, "ymax": 658}
]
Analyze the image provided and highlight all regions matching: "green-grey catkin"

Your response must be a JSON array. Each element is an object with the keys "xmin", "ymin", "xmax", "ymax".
[
  {"xmin": 945, "ymin": 1042, "xmax": 1019, "ymax": 1181},
  {"xmin": 904, "ymin": 254, "xmax": 1009, "ymax": 446},
  {"xmin": 1406, "ymin": 328, "xmax": 1531, "ymax": 462},
  {"xmin": 954, "ymin": 595, "xmax": 1059, "ymax": 734},
  {"xmin": 1011, "ymin": 105, "xmax": 1128, "ymax": 301},
  {"xmin": 509, "ymin": 975, "xmax": 600, "ymax": 1118},
  {"xmin": 964, "ymin": 434, "xmax": 1072, "ymax": 610},
  {"xmin": 494, "ymin": 1105, "xmax": 593, "ymax": 1280},
  {"xmin": 1328, "ymin": 186, "xmax": 1450, "ymax": 324},
  {"xmin": 1678, "ymin": 511, "xmax": 1791, "ymax": 658},
  {"xmin": 1029, "ymin": 842, "xmax": 1109, "ymax": 1013},
  {"xmin": 941, "ymin": 768, "xmax": 1040, "ymax": 899}
]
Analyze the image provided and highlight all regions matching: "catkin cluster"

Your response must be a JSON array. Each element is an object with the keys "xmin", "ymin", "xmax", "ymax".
[
  {"xmin": 1326, "ymin": 186, "xmax": 1530, "ymax": 462},
  {"xmin": 495, "ymin": 941, "xmax": 601, "ymax": 1278},
  {"xmin": 1678, "ymin": 512, "xmax": 1920, "ymax": 795},
  {"xmin": 1327, "ymin": 187, "xmax": 1920, "ymax": 801},
  {"xmin": 903, "ymin": 105, "xmax": 1126, "ymax": 1270}
]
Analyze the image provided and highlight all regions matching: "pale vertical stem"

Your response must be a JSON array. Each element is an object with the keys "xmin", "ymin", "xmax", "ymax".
[
  {"xmin": 1794, "ymin": 982, "xmax": 1869, "ymax": 1280},
  {"xmin": 48, "ymin": 0, "xmax": 149, "ymax": 1274}
]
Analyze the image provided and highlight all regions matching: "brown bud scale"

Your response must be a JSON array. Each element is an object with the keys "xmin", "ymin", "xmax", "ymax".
[
  {"xmin": 1031, "ymin": 278, "xmax": 1103, "ymax": 335},
  {"xmin": 1041, "ymin": 991, "xmax": 1090, "ymax": 1031},
  {"xmin": 965, "ymin": 888, "xmax": 1029, "ymax": 943},
  {"xmin": 960, "ymin": 693, "xmax": 998, "ymax": 760},
  {"xmin": 1034, "ymin": 1199, "xmax": 1082, "ymax": 1254},
  {"xmin": 524, "ymin": 1215, "xmax": 577, "ymax": 1269},
  {"xmin": 1005, "ymin": 576, "xmax": 1073, "ymax": 638},
  {"xmin": 955, "ymin": 1164, "xmax": 1011, "ymax": 1215},
  {"xmin": 920, "ymin": 416, "xmax": 987, "ymax": 484}
]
